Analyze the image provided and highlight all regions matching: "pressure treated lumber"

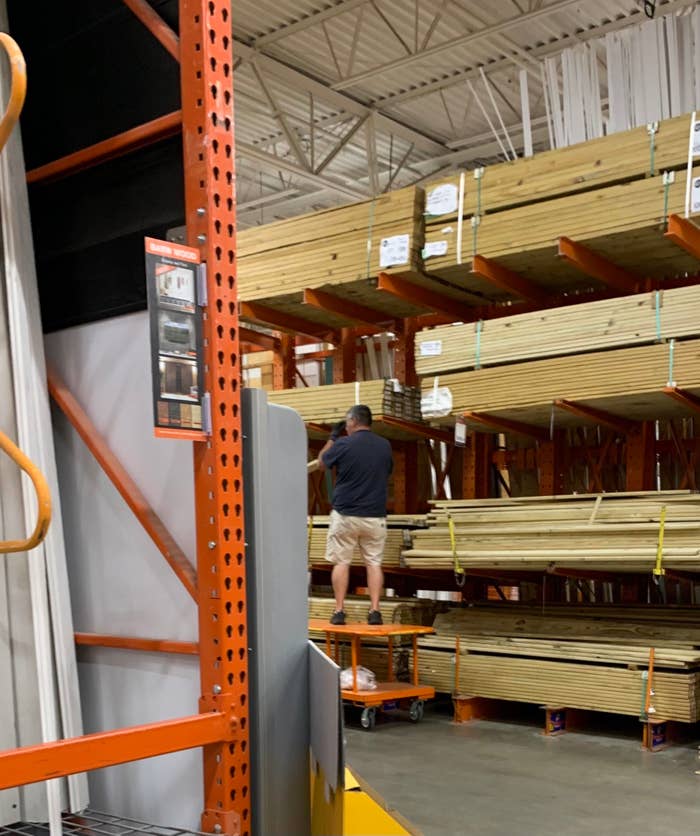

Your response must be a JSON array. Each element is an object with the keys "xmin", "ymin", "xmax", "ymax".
[
  {"xmin": 417, "ymin": 650, "xmax": 700, "ymax": 721},
  {"xmin": 424, "ymin": 113, "xmax": 694, "ymax": 221},
  {"xmin": 404, "ymin": 493, "xmax": 700, "ymax": 573},
  {"xmin": 420, "ymin": 339, "xmax": 700, "ymax": 427},
  {"xmin": 237, "ymin": 186, "xmax": 427, "ymax": 328},
  {"xmin": 422, "ymin": 165, "xmax": 700, "ymax": 297},
  {"xmin": 269, "ymin": 379, "xmax": 421, "ymax": 424},
  {"xmin": 415, "ymin": 284, "xmax": 700, "ymax": 375}
]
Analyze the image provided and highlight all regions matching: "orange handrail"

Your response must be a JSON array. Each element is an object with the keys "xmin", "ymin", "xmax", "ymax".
[
  {"xmin": 0, "ymin": 429, "xmax": 52, "ymax": 554},
  {"xmin": 0, "ymin": 33, "xmax": 26, "ymax": 155}
]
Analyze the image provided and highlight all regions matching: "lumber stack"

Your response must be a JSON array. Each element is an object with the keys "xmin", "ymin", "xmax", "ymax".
[
  {"xmin": 403, "ymin": 492, "xmax": 700, "ymax": 572},
  {"xmin": 269, "ymin": 379, "xmax": 422, "ymax": 423},
  {"xmin": 424, "ymin": 113, "xmax": 693, "ymax": 221},
  {"xmin": 415, "ymin": 650, "xmax": 700, "ymax": 722},
  {"xmin": 238, "ymin": 186, "xmax": 428, "ymax": 324},
  {"xmin": 421, "ymin": 605, "xmax": 700, "ymax": 721},
  {"xmin": 422, "ymin": 114, "xmax": 697, "ymax": 296},
  {"xmin": 420, "ymin": 338, "xmax": 700, "ymax": 426},
  {"xmin": 422, "ymin": 164, "xmax": 700, "ymax": 295},
  {"xmin": 415, "ymin": 284, "xmax": 700, "ymax": 376}
]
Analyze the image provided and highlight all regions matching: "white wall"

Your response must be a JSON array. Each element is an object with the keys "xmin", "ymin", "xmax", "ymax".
[{"xmin": 45, "ymin": 312, "xmax": 203, "ymax": 828}]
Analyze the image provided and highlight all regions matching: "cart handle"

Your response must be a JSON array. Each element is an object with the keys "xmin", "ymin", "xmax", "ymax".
[
  {"xmin": 0, "ymin": 429, "xmax": 52, "ymax": 554},
  {"xmin": 0, "ymin": 33, "xmax": 26, "ymax": 154}
]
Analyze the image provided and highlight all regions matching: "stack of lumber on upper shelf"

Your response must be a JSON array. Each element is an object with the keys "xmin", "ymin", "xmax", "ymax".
[
  {"xmin": 420, "ymin": 337, "xmax": 700, "ymax": 426},
  {"xmin": 402, "ymin": 492, "xmax": 700, "ymax": 572},
  {"xmin": 237, "ymin": 186, "xmax": 432, "ymax": 325},
  {"xmin": 268, "ymin": 379, "xmax": 422, "ymax": 424},
  {"xmin": 421, "ymin": 113, "xmax": 700, "ymax": 294},
  {"xmin": 415, "ymin": 284, "xmax": 700, "ymax": 376}
]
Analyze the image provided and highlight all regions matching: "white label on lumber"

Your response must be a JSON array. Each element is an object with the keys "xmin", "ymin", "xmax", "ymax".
[
  {"xmin": 420, "ymin": 340, "xmax": 443, "ymax": 356},
  {"xmin": 422, "ymin": 241, "xmax": 449, "ymax": 259},
  {"xmin": 426, "ymin": 183, "xmax": 459, "ymax": 216},
  {"xmin": 692, "ymin": 177, "xmax": 700, "ymax": 214},
  {"xmin": 693, "ymin": 118, "xmax": 700, "ymax": 156},
  {"xmin": 246, "ymin": 367, "xmax": 262, "ymax": 380},
  {"xmin": 380, "ymin": 234, "xmax": 410, "ymax": 267},
  {"xmin": 454, "ymin": 419, "xmax": 466, "ymax": 446},
  {"xmin": 421, "ymin": 386, "xmax": 453, "ymax": 419}
]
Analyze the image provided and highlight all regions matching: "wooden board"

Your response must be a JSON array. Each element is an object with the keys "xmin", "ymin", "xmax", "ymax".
[
  {"xmin": 269, "ymin": 379, "xmax": 422, "ymax": 423},
  {"xmin": 415, "ymin": 284, "xmax": 700, "ymax": 376},
  {"xmin": 422, "ymin": 166, "xmax": 700, "ymax": 297},
  {"xmin": 424, "ymin": 113, "xmax": 694, "ymax": 221},
  {"xmin": 404, "ymin": 492, "xmax": 700, "ymax": 572},
  {"xmin": 420, "ymin": 338, "xmax": 700, "ymax": 428}
]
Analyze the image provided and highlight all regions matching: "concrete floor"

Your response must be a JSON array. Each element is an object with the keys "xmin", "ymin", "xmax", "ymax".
[{"xmin": 345, "ymin": 700, "xmax": 700, "ymax": 836}]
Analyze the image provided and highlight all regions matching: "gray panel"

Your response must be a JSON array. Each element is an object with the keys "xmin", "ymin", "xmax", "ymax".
[
  {"xmin": 243, "ymin": 389, "xmax": 310, "ymax": 836},
  {"xmin": 309, "ymin": 642, "xmax": 344, "ymax": 794}
]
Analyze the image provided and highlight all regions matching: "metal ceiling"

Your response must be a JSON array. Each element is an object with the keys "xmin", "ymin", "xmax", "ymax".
[{"xmin": 231, "ymin": 0, "xmax": 696, "ymax": 227}]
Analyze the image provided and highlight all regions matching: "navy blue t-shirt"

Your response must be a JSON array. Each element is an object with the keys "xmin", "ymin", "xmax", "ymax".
[{"xmin": 322, "ymin": 429, "xmax": 393, "ymax": 517}]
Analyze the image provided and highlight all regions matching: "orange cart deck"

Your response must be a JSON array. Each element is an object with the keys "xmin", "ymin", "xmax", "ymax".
[{"xmin": 310, "ymin": 619, "xmax": 436, "ymax": 728}]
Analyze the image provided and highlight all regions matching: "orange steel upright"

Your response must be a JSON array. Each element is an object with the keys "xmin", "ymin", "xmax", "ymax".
[{"xmin": 179, "ymin": 2, "xmax": 250, "ymax": 834}]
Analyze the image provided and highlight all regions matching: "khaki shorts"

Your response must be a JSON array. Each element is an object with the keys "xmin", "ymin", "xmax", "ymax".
[{"xmin": 325, "ymin": 510, "xmax": 387, "ymax": 567}]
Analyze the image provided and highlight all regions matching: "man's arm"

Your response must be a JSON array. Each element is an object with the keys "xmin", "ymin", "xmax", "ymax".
[{"xmin": 317, "ymin": 420, "xmax": 346, "ymax": 472}]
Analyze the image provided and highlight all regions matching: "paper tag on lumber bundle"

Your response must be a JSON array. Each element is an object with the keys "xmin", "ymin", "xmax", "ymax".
[{"xmin": 380, "ymin": 234, "xmax": 410, "ymax": 267}]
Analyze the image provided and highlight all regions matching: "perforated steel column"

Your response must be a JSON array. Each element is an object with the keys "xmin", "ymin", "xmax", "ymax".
[{"xmin": 179, "ymin": 2, "xmax": 249, "ymax": 834}]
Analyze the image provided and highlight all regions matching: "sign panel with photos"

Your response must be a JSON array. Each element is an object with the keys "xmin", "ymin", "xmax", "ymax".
[{"xmin": 145, "ymin": 237, "xmax": 206, "ymax": 439}]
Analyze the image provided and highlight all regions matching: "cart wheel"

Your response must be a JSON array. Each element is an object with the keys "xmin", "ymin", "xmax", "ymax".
[
  {"xmin": 360, "ymin": 707, "xmax": 376, "ymax": 730},
  {"xmin": 409, "ymin": 700, "xmax": 424, "ymax": 723}
]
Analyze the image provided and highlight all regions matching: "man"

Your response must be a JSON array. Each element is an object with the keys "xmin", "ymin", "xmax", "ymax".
[{"xmin": 318, "ymin": 404, "xmax": 393, "ymax": 625}]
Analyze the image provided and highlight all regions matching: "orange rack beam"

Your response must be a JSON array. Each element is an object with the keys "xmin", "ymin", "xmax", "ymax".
[{"xmin": 0, "ymin": 712, "xmax": 233, "ymax": 790}]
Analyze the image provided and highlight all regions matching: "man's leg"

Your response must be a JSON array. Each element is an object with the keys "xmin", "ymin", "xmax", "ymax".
[
  {"xmin": 366, "ymin": 564, "xmax": 383, "ymax": 612},
  {"xmin": 358, "ymin": 518, "xmax": 387, "ymax": 615},
  {"xmin": 332, "ymin": 563, "xmax": 350, "ymax": 613}
]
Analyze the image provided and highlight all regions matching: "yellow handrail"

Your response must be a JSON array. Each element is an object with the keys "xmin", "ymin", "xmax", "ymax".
[
  {"xmin": 0, "ymin": 430, "xmax": 52, "ymax": 554},
  {"xmin": 0, "ymin": 33, "xmax": 26, "ymax": 154}
]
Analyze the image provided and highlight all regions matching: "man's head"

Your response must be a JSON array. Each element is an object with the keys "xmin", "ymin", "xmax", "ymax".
[{"xmin": 345, "ymin": 404, "xmax": 372, "ymax": 434}]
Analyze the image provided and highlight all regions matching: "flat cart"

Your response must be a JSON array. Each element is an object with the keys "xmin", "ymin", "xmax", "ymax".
[{"xmin": 310, "ymin": 619, "xmax": 436, "ymax": 730}]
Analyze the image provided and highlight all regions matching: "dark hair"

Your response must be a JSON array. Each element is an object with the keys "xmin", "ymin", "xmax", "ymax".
[{"xmin": 347, "ymin": 404, "xmax": 372, "ymax": 427}]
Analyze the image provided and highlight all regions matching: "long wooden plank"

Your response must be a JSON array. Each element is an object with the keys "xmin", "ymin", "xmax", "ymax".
[{"xmin": 415, "ymin": 284, "xmax": 700, "ymax": 375}]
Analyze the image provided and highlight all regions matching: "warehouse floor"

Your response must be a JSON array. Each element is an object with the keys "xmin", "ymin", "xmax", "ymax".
[{"xmin": 346, "ymin": 700, "xmax": 700, "ymax": 836}]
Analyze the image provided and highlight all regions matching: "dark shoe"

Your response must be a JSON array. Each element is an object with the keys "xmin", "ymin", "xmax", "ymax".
[
  {"xmin": 367, "ymin": 609, "xmax": 383, "ymax": 625},
  {"xmin": 330, "ymin": 610, "xmax": 346, "ymax": 625}
]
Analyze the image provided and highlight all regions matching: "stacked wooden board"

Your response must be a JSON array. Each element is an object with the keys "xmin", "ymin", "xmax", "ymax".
[
  {"xmin": 269, "ymin": 379, "xmax": 422, "ymax": 423},
  {"xmin": 424, "ymin": 114, "xmax": 694, "ymax": 220},
  {"xmin": 418, "ymin": 606, "xmax": 700, "ymax": 721},
  {"xmin": 402, "ymin": 492, "xmax": 700, "ymax": 572},
  {"xmin": 420, "ymin": 338, "xmax": 700, "ymax": 427},
  {"xmin": 422, "ymin": 167, "xmax": 700, "ymax": 294},
  {"xmin": 238, "ymin": 186, "xmax": 430, "ymax": 326},
  {"xmin": 242, "ymin": 350, "xmax": 274, "ymax": 390},
  {"xmin": 416, "ymin": 651, "xmax": 700, "ymax": 722},
  {"xmin": 415, "ymin": 284, "xmax": 700, "ymax": 376},
  {"xmin": 422, "ymin": 114, "xmax": 699, "ymax": 296}
]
